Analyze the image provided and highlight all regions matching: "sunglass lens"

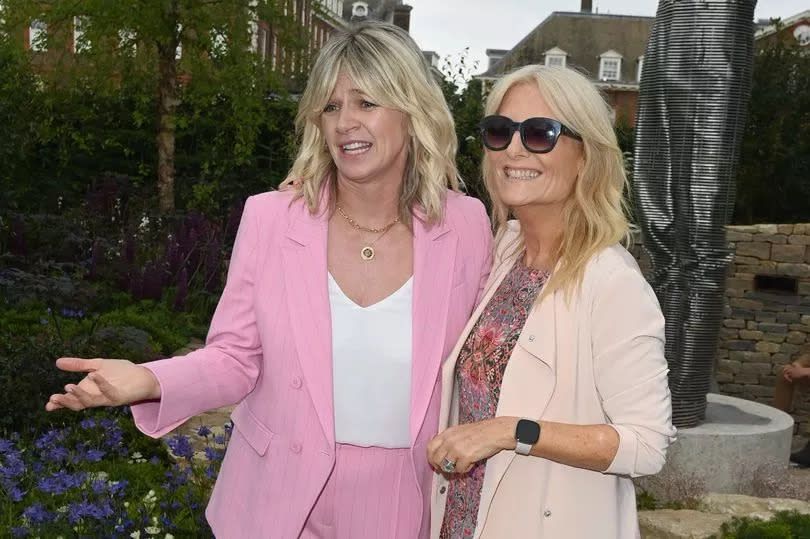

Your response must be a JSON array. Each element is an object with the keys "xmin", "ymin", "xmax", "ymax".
[
  {"xmin": 523, "ymin": 119, "xmax": 558, "ymax": 152},
  {"xmin": 483, "ymin": 118, "xmax": 513, "ymax": 149}
]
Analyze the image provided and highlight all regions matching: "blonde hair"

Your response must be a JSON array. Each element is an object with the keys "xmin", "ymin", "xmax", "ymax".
[
  {"xmin": 280, "ymin": 21, "xmax": 460, "ymax": 225},
  {"xmin": 484, "ymin": 65, "xmax": 631, "ymax": 301}
]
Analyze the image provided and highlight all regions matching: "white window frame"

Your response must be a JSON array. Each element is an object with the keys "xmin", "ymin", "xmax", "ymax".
[
  {"xmin": 598, "ymin": 51, "xmax": 622, "ymax": 81},
  {"xmin": 73, "ymin": 16, "xmax": 90, "ymax": 54},
  {"xmin": 29, "ymin": 19, "xmax": 47, "ymax": 52},
  {"xmin": 118, "ymin": 29, "xmax": 136, "ymax": 55},
  {"xmin": 794, "ymin": 25, "xmax": 810, "ymax": 46},
  {"xmin": 545, "ymin": 54, "xmax": 566, "ymax": 67}
]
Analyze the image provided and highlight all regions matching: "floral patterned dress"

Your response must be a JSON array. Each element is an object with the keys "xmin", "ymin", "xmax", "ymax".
[{"xmin": 439, "ymin": 258, "xmax": 548, "ymax": 539}]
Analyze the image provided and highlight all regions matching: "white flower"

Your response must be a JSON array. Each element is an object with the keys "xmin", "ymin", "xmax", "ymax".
[
  {"xmin": 130, "ymin": 531, "xmax": 141, "ymax": 539},
  {"xmin": 165, "ymin": 535, "xmax": 175, "ymax": 539},
  {"xmin": 145, "ymin": 526, "xmax": 161, "ymax": 535},
  {"xmin": 131, "ymin": 452, "xmax": 142, "ymax": 459}
]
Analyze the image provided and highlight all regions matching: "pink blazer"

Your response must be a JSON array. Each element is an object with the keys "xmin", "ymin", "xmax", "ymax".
[
  {"xmin": 130, "ymin": 189, "xmax": 493, "ymax": 538},
  {"xmin": 430, "ymin": 221, "xmax": 676, "ymax": 539}
]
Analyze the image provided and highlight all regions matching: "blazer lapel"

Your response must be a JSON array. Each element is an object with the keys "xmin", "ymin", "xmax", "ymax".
[
  {"xmin": 281, "ymin": 203, "xmax": 335, "ymax": 446},
  {"xmin": 410, "ymin": 214, "xmax": 457, "ymax": 442},
  {"xmin": 474, "ymin": 289, "xmax": 559, "ymax": 539}
]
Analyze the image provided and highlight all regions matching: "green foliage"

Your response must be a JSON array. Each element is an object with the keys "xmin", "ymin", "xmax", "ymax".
[
  {"xmin": 734, "ymin": 31, "xmax": 810, "ymax": 224},
  {"xmin": 715, "ymin": 511, "xmax": 810, "ymax": 539},
  {"xmin": 636, "ymin": 490, "xmax": 657, "ymax": 510}
]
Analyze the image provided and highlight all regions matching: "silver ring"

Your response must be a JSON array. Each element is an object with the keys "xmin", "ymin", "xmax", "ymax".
[{"xmin": 440, "ymin": 457, "xmax": 456, "ymax": 473}]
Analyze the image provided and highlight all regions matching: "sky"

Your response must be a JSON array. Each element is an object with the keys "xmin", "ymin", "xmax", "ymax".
[{"xmin": 407, "ymin": 0, "xmax": 808, "ymax": 77}]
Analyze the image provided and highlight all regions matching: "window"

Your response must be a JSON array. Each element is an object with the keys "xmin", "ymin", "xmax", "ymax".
[
  {"xmin": 637, "ymin": 56, "xmax": 644, "ymax": 82},
  {"xmin": 29, "ymin": 20, "xmax": 47, "ymax": 52},
  {"xmin": 175, "ymin": 24, "xmax": 183, "ymax": 60},
  {"xmin": 211, "ymin": 28, "xmax": 228, "ymax": 59},
  {"xmin": 598, "ymin": 51, "xmax": 623, "ymax": 81},
  {"xmin": 795, "ymin": 25, "xmax": 810, "ymax": 46},
  {"xmin": 543, "ymin": 47, "xmax": 568, "ymax": 68},
  {"xmin": 73, "ymin": 16, "xmax": 90, "ymax": 53},
  {"xmin": 119, "ymin": 29, "xmax": 136, "ymax": 55}
]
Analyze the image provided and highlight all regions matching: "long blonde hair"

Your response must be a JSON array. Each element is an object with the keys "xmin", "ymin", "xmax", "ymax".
[
  {"xmin": 484, "ymin": 65, "xmax": 631, "ymax": 301},
  {"xmin": 281, "ymin": 22, "xmax": 460, "ymax": 225}
]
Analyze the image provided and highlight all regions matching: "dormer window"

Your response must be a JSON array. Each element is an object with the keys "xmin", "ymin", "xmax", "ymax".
[
  {"xmin": 544, "ymin": 46, "xmax": 568, "ymax": 68},
  {"xmin": 598, "ymin": 50, "xmax": 623, "ymax": 81},
  {"xmin": 352, "ymin": 1, "xmax": 369, "ymax": 18},
  {"xmin": 637, "ymin": 55, "xmax": 644, "ymax": 82}
]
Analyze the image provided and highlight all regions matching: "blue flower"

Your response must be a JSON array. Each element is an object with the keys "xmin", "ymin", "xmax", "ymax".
[
  {"xmin": 0, "ymin": 438, "xmax": 14, "ymax": 453},
  {"xmin": 22, "ymin": 503, "xmax": 53, "ymax": 524},
  {"xmin": 8, "ymin": 485, "xmax": 26, "ymax": 502},
  {"xmin": 35, "ymin": 428, "xmax": 67, "ymax": 450},
  {"xmin": 150, "ymin": 456, "xmax": 160, "ymax": 465},
  {"xmin": 203, "ymin": 446, "xmax": 222, "ymax": 462},
  {"xmin": 109, "ymin": 479, "xmax": 128, "ymax": 496},
  {"xmin": 197, "ymin": 425, "xmax": 212, "ymax": 437},
  {"xmin": 36, "ymin": 471, "xmax": 87, "ymax": 495},
  {"xmin": 10, "ymin": 526, "xmax": 29, "ymax": 537},
  {"xmin": 205, "ymin": 464, "xmax": 217, "ymax": 479},
  {"xmin": 41, "ymin": 445, "xmax": 70, "ymax": 463},
  {"xmin": 84, "ymin": 449, "xmax": 106, "ymax": 462},
  {"xmin": 166, "ymin": 435, "xmax": 194, "ymax": 460},
  {"xmin": 213, "ymin": 434, "xmax": 226, "ymax": 445},
  {"xmin": 79, "ymin": 418, "xmax": 97, "ymax": 429}
]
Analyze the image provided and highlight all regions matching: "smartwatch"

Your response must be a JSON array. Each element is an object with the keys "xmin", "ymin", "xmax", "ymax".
[{"xmin": 515, "ymin": 418, "xmax": 541, "ymax": 455}]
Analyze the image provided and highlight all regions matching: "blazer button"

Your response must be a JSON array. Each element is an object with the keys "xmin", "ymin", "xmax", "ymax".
[
  {"xmin": 291, "ymin": 442, "xmax": 302, "ymax": 454},
  {"xmin": 439, "ymin": 486, "xmax": 447, "ymax": 494},
  {"xmin": 291, "ymin": 376, "xmax": 303, "ymax": 389},
  {"xmin": 543, "ymin": 510, "xmax": 552, "ymax": 518}
]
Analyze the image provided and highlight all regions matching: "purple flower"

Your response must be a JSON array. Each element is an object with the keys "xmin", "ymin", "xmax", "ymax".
[
  {"xmin": 8, "ymin": 485, "xmax": 25, "ymax": 502},
  {"xmin": 41, "ymin": 445, "xmax": 70, "ymax": 463},
  {"xmin": 36, "ymin": 471, "xmax": 87, "ymax": 495},
  {"xmin": 9, "ymin": 527, "xmax": 28, "ymax": 537},
  {"xmin": 150, "ymin": 456, "xmax": 160, "ymax": 465},
  {"xmin": 35, "ymin": 428, "xmax": 67, "ymax": 450},
  {"xmin": 224, "ymin": 422, "xmax": 233, "ymax": 435},
  {"xmin": 0, "ymin": 438, "xmax": 14, "ymax": 453},
  {"xmin": 203, "ymin": 447, "xmax": 222, "ymax": 462},
  {"xmin": 205, "ymin": 464, "xmax": 217, "ymax": 479},
  {"xmin": 213, "ymin": 435, "xmax": 225, "ymax": 445},
  {"xmin": 22, "ymin": 503, "xmax": 53, "ymax": 524},
  {"xmin": 90, "ymin": 479, "xmax": 107, "ymax": 495},
  {"xmin": 84, "ymin": 449, "xmax": 106, "ymax": 462},
  {"xmin": 80, "ymin": 418, "xmax": 97, "ymax": 429},
  {"xmin": 167, "ymin": 435, "xmax": 194, "ymax": 460},
  {"xmin": 196, "ymin": 425, "xmax": 212, "ymax": 438}
]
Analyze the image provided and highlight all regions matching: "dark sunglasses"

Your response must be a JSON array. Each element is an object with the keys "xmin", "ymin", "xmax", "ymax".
[{"xmin": 480, "ymin": 115, "xmax": 583, "ymax": 153}]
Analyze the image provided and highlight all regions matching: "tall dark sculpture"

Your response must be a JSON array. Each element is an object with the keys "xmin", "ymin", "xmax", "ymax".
[{"xmin": 633, "ymin": 0, "xmax": 757, "ymax": 428}]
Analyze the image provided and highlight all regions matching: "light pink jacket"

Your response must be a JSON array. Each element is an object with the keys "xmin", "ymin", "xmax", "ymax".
[
  {"xmin": 131, "ymin": 189, "xmax": 493, "ymax": 538},
  {"xmin": 430, "ymin": 221, "xmax": 676, "ymax": 539}
]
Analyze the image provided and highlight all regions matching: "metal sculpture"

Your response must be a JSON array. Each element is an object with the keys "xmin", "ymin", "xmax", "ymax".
[{"xmin": 633, "ymin": 0, "xmax": 757, "ymax": 428}]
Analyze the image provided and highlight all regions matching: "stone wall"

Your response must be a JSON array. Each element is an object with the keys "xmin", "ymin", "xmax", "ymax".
[{"xmin": 628, "ymin": 224, "xmax": 810, "ymax": 433}]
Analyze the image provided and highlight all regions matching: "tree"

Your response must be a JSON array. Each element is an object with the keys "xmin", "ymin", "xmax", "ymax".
[
  {"xmin": 734, "ymin": 26, "xmax": 810, "ymax": 224},
  {"xmin": 2, "ymin": 0, "xmax": 308, "ymax": 212}
]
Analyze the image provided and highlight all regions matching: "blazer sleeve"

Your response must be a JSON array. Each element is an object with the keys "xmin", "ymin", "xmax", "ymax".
[
  {"xmin": 131, "ymin": 195, "xmax": 265, "ymax": 438},
  {"xmin": 592, "ymin": 261, "xmax": 677, "ymax": 478}
]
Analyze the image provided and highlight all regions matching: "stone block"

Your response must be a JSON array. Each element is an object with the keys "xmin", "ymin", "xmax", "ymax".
[
  {"xmin": 760, "ymin": 375, "xmax": 777, "ymax": 387},
  {"xmin": 778, "ymin": 225, "xmax": 795, "ymax": 235},
  {"xmin": 726, "ymin": 340, "xmax": 755, "ymax": 351},
  {"xmin": 759, "ymin": 323, "xmax": 788, "ymax": 334},
  {"xmin": 777, "ymin": 263, "xmax": 810, "ymax": 277},
  {"xmin": 787, "ymin": 331, "xmax": 807, "ymax": 345},
  {"xmin": 776, "ymin": 312, "xmax": 801, "ymax": 324},
  {"xmin": 736, "ymin": 242, "xmax": 771, "ymax": 259},
  {"xmin": 739, "ymin": 330, "xmax": 763, "ymax": 340},
  {"xmin": 743, "ymin": 385, "xmax": 776, "ymax": 398},
  {"xmin": 638, "ymin": 510, "xmax": 727, "ymax": 539},
  {"xmin": 729, "ymin": 351, "xmax": 772, "ymax": 362},
  {"xmin": 788, "ymin": 234, "xmax": 810, "ymax": 245},
  {"xmin": 802, "ymin": 315, "xmax": 810, "ymax": 325},
  {"xmin": 734, "ymin": 255, "xmax": 763, "ymax": 265},
  {"xmin": 763, "ymin": 333, "xmax": 787, "ymax": 343},
  {"xmin": 755, "ymin": 341, "xmax": 781, "ymax": 353},
  {"xmin": 730, "ymin": 225, "xmax": 760, "ymax": 233},
  {"xmin": 729, "ymin": 298, "xmax": 764, "ymax": 310},
  {"xmin": 794, "ymin": 224, "xmax": 810, "ymax": 234},
  {"xmin": 722, "ymin": 383, "xmax": 743, "ymax": 393},
  {"xmin": 732, "ymin": 309, "xmax": 756, "ymax": 320},
  {"xmin": 781, "ymin": 343, "xmax": 800, "ymax": 354},
  {"xmin": 747, "ymin": 321, "xmax": 759, "ymax": 330},
  {"xmin": 740, "ymin": 362, "xmax": 773, "ymax": 375},
  {"xmin": 716, "ymin": 372, "xmax": 735, "ymax": 383},
  {"xmin": 719, "ymin": 328, "xmax": 740, "ymax": 340},
  {"xmin": 758, "ymin": 224, "xmax": 780, "ymax": 235},
  {"xmin": 734, "ymin": 374, "xmax": 760, "ymax": 384},
  {"xmin": 757, "ymin": 234, "xmax": 788, "ymax": 244},
  {"xmin": 772, "ymin": 244, "xmax": 806, "ymax": 263},
  {"xmin": 722, "ymin": 318, "xmax": 744, "ymax": 329},
  {"xmin": 726, "ymin": 277, "xmax": 754, "ymax": 291},
  {"xmin": 788, "ymin": 324, "xmax": 810, "ymax": 332},
  {"xmin": 726, "ymin": 230, "xmax": 753, "ymax": 242},
  {"xmin": 717, "ymin": 359, "xmax": 742, "ymax": 374},
  {"xmin": 787, "ymin": 305, "xmax": 810, "ymax": 314},
  {"xmin": 799, "ymin": 282, "xmax": 810, "ymax": 295}
]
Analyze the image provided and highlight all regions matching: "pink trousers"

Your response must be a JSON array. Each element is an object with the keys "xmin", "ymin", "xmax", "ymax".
[{"xmin": 300, "ymin": 443, "xmax": 423, "ymax": 539}]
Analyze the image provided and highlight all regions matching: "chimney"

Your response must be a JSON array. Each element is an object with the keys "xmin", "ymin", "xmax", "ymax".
[
  {"xmin": 392, "ymin": 4, "xmax": 413, "ymax": 32},
  {"xmin": 581, "ymin": 0, "xmax": 592, "ymax": 13}
]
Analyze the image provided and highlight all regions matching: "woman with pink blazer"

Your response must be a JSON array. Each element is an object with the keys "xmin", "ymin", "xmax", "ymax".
[
  {"xmin": 46, "ymin": 23, "xmax": 492, "ymax": 538},
  {"xmin": 427, "ymin": 65, "xmax": 676, "ymax": 538}
]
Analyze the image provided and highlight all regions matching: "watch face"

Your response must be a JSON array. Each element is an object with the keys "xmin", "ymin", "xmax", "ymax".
[{"xmin": 516, "ymin": 419, "xmax": 541, "ymax": 445}]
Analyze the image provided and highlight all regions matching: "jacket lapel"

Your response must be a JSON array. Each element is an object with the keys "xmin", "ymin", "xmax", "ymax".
[
  {"xmin": 474, "ymin": 287, "xmax": 559, "ymax": 539},
  {"xmin": 281, "ymin": 202, "xmax": 335, "ymax": 446},
  {"xmin": 410, "ymin": 214, "xmax": 457, "ymax": 442}
]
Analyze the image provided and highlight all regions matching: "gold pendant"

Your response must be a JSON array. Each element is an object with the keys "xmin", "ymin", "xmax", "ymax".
[{"xmin": 360, "ymin": 246, "xmax": 375, "ymax": 260}]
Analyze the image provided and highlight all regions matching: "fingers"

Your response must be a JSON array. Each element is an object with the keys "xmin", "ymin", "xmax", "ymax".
[
  {"xmin": 55, "ymin": 357, "xmax": 101, "ymax": 373},
  {"xmin": 47, "ymin": 391, "xmax": 87, "ymax": 411}
]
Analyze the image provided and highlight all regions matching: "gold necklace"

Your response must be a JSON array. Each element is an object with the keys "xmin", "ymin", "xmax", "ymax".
[{"xmin": 336, "ymin": 204, "xmax": 400, "ymax": 261}]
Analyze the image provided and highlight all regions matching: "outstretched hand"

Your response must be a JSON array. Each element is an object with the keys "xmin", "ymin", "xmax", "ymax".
[{"xmin": 45, "ymin": 357, "xmax": 161, "ymax": 412}]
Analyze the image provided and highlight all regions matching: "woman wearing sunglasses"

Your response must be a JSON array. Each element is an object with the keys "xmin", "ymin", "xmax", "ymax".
[{"xmin": 427, "ymin": 64, "xmax": 676, "ymax": 538}]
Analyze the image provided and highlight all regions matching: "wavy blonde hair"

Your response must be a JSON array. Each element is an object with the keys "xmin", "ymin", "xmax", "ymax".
[
  {"xmin": 484, "ymin": 65, "xmax": 631, "ymax": 302},
  {"xmin": 280, "ymin": 21, "xmax": 460, "ymax": 225}
]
